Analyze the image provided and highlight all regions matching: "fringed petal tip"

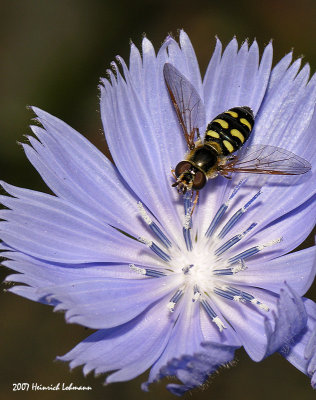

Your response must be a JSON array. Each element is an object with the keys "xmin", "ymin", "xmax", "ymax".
[
  {"xmin": 142, "ymin": 343, "xmax": 237, "ymax": 395},
  {"xmin": 305, "ymin": 326, "xmax": 316, "ymax": 389},
  {"xmin": 264, "ymin": 283, "xmax": 307, "ymax": 359},
  {"xmin": 280, "ymin": 298, "xmax": 316, "ymax": 389}
]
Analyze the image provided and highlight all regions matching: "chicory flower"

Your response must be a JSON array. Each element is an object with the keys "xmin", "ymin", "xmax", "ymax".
[{"xmin": 1, "ymin": 31, "xmax": 316, "ymax": 395}]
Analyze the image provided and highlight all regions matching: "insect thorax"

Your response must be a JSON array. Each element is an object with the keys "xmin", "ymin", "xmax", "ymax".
[{"xmin": 186, "ymin": 145, "xmax": 219, "ymax": 175}]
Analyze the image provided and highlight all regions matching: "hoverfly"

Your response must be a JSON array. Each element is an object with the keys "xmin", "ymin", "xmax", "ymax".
[{"xmin": 163, "ymin": 63, "xmax": 311, "ymax": 211}]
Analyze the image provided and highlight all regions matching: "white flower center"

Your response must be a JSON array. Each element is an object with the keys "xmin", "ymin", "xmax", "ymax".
[{"xmin": 133, "ymin": 181, "xmax": 281, "ymax": 331}]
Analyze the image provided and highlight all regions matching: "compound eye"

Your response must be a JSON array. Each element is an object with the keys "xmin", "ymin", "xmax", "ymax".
[
  {"xmin": 192, "ymin": 171, "xmax": 206, "ymax": 189},
  {"xmin": 175, "ymin": 161, "xmax": 192, "ymax": 177}
]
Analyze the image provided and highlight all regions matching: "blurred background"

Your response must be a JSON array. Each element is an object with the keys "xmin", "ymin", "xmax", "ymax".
[{"xmin": 0, "ymin": 0, "xmax": 315, "ymax": 399}]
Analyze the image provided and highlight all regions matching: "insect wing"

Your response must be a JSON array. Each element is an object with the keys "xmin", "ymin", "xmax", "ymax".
[
  {"xmin": 163, "ymin": 63, "xmax": 206, "ymax": 149},
  {"xmin": 220, "ymin": 145, "xmax": 311, "ymax": 175}
]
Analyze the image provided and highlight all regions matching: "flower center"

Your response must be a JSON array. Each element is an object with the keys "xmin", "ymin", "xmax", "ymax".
[{"xmin": 132, "ymin": 180, "xmax": 281, "ymax": 331}]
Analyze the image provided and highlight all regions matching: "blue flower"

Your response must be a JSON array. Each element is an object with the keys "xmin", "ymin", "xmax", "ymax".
[{"xmin": 1, "ymin": 31, "xmax": 316, "ymax": 395}]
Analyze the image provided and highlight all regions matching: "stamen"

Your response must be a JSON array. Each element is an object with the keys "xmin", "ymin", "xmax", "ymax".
[
  {"xmin": 212, "ymin": 317, "xmax": 227, "ymax": 331},
  {"xmin": 138, "ymin": 237, "xmax": 152, "ymax": 246},
  {"xmin": 151, "ymin": 242, "xmax": 171, "ymax": 262},
  {"xmin": 251, "ymin": 299, "xmax": 270, "ymax": 311},
  {"xmin": 218, "ymin": 190, "xmax": 261, "ymax": 239},
  {"xmin": 233, "ymin": 295, "xmax": 244, "ymax": 303},
  {"xmin": 257, "ymin": 238, "xmax": 283, "ymax": 250},
  {"xmin": 214, "ymin": 287, "xmax": 236, "ymax": 301},
  {"xmin": 183, "ymin": 209, "xmax": 192, "ymax": 230},
  {"xmin": 183, "ymin": 192, "xmax": 192, "ymax": 217},
  {"xmin": 212, "ymin": 268, "xmax": 233, "ymax": 276},
  {"xmin": 182, "ymin": 193, "xmax": 193, "ymax": 251},
  {"xmin": 228, "ymin": 237, "xmax": 282, "ymax": 264},
  {"xmin": 137, "ymin": 202, "xmax": 152, "ymax": 224},
  {"xmin": 138, "ymin": 237, "xmax": 171, "ymax": 262},
  {"xmin": 201, "ymin": 300, "xmax": 226, "ymax": 331},
  {"xmin": 182, "ymin": 264, "xmax": 193, "ymax": 274},
  {"xmin": 183, "ymin": 226, "xmax": 192, "ymax": 252},
  {"xmin": 192, "ymin": 285, "xmax": 201, "ymax": 302},
  {"xmin": 137, "ymin": 202, "xmax": 172, "ymax": 248},
  {"xmin": 205, "ymin": 180, "xmax": 246, "ymax": 238},
  {"xmin": 231, "ymin": 260, "xmax": 247, "ymax": 273},
  {"xmin": 228, "ymin": 179, "xmax": 247, "ymax": 200},
  {"xmin": 167, "ymin": 289, "xmax": 184, "ymax": 312},
  {"xmin": 129, "ymin": 264, "xmax": 166, "ymax": 278},
  {"xmin": 222, "ymin": 286, "xmax": 269, "ymax": 311},
  {"xmin": 215, "ymin": 222, "xmax": 257, "ymax": 256},
  {"xmin": 129, "ymin": 264, "xmax": 146, "ymax": 275},
  {"xmin": 213, "ymin": 260, "xmax": 247, "ymax": 276},
  {"xmin": 205, "ymin": 203, "xmax": 228, "ymax": 238}
]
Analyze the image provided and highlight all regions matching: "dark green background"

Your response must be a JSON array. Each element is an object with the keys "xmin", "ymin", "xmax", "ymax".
[{"xmin": 1, "ymin": 1, "xmax": 315, "ymax": 399}]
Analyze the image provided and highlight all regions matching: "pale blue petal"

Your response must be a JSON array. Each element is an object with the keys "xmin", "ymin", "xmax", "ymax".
[
  {"xmin": 144, "ymin": 292, "xmax": 239, "ymax": 394},
  {"xmin": 233, "ymin": 246, "xmax": 316, "ymax": 295},
  {"xmin": 37, "ymin": 275, "xmax": 181, "ymax": 329},
  {"xmin": 179, "ymin": 30, "xmax": 203, "ymax": 95},
  {"xmin": 100, "ymin": 63, "xmax": 184, "ymax": 241},
  {"xmin": 282, "ymin": 298, "xmax": 316, "ymax": 388},
  {"xmin": 264, "ymin": 284, "xmax": 307, "ymax": 357},
  {"xmin": 27, "ymin": 108, "xmax": 148, "ymax": 238},
  {"xmin": 0, "ymin": 188, "xmax": 157, "ymax": 264},
  {"xmin": 58, "ymin": 297, "xmax": 175, "ymax": 382}
]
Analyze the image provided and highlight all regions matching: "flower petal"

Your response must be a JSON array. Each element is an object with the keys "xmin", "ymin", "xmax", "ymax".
[
  {"xmin": 281, "ymin": 298, "xmax": 316, "ymax": 388},
  {"xmin": 0, "ymin": 186, "xmax": 158, "ymax": 264},
  {"xmin": 58, "ymin": 297, "xmax": 175, "ymax": 383},
  {"xmin": 215, "ymin": 284, "xmax": 307, "ymax": 362},
  {"xmin": 233, "ymin": 246, "xmax": 316, "ymax": 295},
  {"xmin": 38, "ymin": 275, "xmax": 182, "ymax": 329},
  {"xmin": 100, "ymin": 58, "xmax": 184, "ymax": 241},
  {"xmin": 264, "ymin": 284, "xmax": 307, "ymax": 357},
  {"xmin": 203, "ymin": 38, "xmax": 272, "ymax": 120},
  {"xmin": 27, "ymin": 108, "xmax": 149, "ymax": 238},
  {"xmin": 144, "ymin": 292, "xmax": 239, "ymax": 394}
]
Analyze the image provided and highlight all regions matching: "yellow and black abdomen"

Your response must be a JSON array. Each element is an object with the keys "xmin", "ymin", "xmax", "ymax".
[{"xmin": 204, "ymin": 106, "xmax": 254, "ymax": 156}]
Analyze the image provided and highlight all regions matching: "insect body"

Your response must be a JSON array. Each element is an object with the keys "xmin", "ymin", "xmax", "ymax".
[
  {"xmin": 163, "ymin": 63, "xmax": 311, "ymax": 199},
  {"xmin": 174, "ymin": 106, "xmax": 254, "ymax": 193}
]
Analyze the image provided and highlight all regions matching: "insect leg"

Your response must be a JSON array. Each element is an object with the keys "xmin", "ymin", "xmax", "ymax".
[
  {"xmin": 190, "ymin": 191, "xmax": 199, "ymax": 216},
  {"xmin": 171, "ymin": 168, "xmax": 177, "ymax": 180}
]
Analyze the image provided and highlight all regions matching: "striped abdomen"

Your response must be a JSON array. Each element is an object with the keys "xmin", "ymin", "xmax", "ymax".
[{"xmin": 204, "ymin": 106, "xmax": 254, "ymax": 156}]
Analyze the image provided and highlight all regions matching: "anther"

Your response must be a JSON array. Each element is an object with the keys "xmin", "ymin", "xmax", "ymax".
[
  {"xmin": 215, "ymin": 222, "xmax": 257, "ymax": 256},
  {"xmin": 137, "ymin": 202, "xmax": 172, "ymax": 248},
  {"xmin": 213, "ymin": 260, "xmax": 247, "ymax": 276},
  {"xmin": 130, "ymin": 264, "xmax": 166, "ymax": 278},
  {"xmin": 183, "ymin": 226, "xmax": 192, "ymax": 251},
  {"xmin": 228, "ymin": 179, "xmax": 247, "ymax": 200},
  {"xmin": 129, "ymin": 264, "xmax": 166, "ymax": 278},
  {"xmin": 223, "ymin": 286, "xmax": 269, "ymax": 311},
  {"xmin": 167, "ymin": 289, "xmax": 184, "ymax": 312},
  {"xmin": 182, "ymin": 264, "xmax": 193, "ymax": 274},
  {"xmin": 205, "ymin": 180, "xmax": 246, "ymax": 238},
  {"xmin": 192, "ymin": 285, "xmax": 201, "ymax": 302},
  {"xmin": 201, "ymin": 300, "xmax": 226, "ymax": 331},
  {"xmin": 228, "ymin": 237, "xmax": 282, "ymax": 264},
  {"xmin": 138, "ymin": 237, "xmax": 171, "ymax": 262},
  {"xmin": 218, "ymin": 190, "xmax": 261, "ymax": 239},
  {"xmin": 251, "ymin": 298, "xmax": 270, "ymax": 311},
  {"xmin": 183, "ymin": 193, "xmax": 193, "ymax": 251}
]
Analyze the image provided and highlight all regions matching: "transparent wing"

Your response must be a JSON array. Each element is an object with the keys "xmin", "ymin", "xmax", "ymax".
[
  {"xmin": 163, "ymin": 63, "xmax": 206, "ymax": 149},
  {"xmin": 220, "ymin": 145, "xmax": 311, "ymax": 175}
]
